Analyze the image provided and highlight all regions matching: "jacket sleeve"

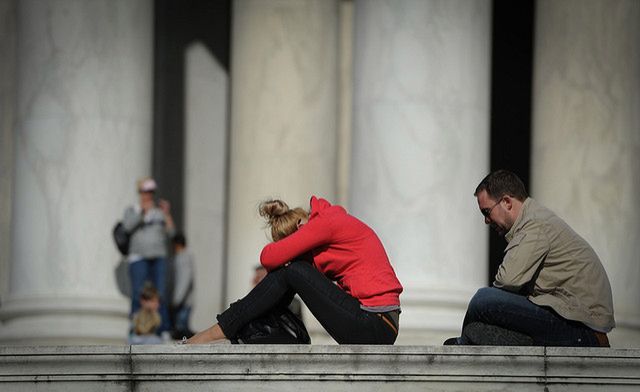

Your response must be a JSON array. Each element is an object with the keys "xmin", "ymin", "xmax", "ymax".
[
  {"xmin": 260, "ymin": 217, "xmax": 333, "ymax": 271},
  {"xmin": 493, "ymin": 219, "xmax": 550, "ymax": 292}
]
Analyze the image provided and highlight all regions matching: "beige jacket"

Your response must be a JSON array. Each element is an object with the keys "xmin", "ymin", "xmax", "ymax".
[{"xmin": 494, "ymin": 198, "xmax": 615, "ymax": 332}]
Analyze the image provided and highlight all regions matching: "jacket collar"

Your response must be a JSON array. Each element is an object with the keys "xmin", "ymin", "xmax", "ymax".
[{"xmin": 505, "ymin": 197, "xmax": 532, "ymax": 242}]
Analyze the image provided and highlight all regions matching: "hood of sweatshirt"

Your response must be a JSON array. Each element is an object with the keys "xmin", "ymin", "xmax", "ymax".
[{"xmin": 309, "ymin": 196, "xmax": 332, "ymax": 220}]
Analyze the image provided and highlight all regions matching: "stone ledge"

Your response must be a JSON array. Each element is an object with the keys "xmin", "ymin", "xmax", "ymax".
[{"xmin": 1, "ymin": 345, "xmax": 639, "ymax": 391}]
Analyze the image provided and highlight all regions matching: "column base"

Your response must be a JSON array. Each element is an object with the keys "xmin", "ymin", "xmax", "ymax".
[
  {"xmin": 0, "ymin": 296, "xmax": 129, "ymax": 345},
  {"xmin": 609, "ymin": 313, "xmax": 640, "ymax": 349},
  {"xmin": 394, "ymin": 286, "xmax": 475, "ymax": 345}
]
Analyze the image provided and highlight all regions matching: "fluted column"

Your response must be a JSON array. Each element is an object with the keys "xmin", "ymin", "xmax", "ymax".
[
  {"xmin": 226, "ymin": 0, "xmax": 339, "ymax": 305},
  {"xmin": 0, "ymin": 0, "xmax": 16, "ymax": 306},
  {"xmin": 184, "ymin": 42, "xmax": 229, "ymax": 331},
  {"xmin": 531, "ymin": 0, "xmax": 640, "ymax": 347},
  {"xmin": 350, "ymin": 0, "xmax": 492, "ymax": 344},
  {"xmin": 0, "ymin": 0, "xmax": 153, "ymax": 344}
]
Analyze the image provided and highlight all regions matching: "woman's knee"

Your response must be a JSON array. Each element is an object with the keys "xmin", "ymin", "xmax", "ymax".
[
  {"xmin": 285, "ymin": 259, "xmax": 313, "ymax": 270},
  {"xmin": 282, "ymin": 259, "xmax": 316, "ymax": 278}
]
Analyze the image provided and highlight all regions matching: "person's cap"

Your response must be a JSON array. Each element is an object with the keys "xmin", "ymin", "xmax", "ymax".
[{"xmin": 139, "ymin": 178, "xmax": 157, "ymax": 193}]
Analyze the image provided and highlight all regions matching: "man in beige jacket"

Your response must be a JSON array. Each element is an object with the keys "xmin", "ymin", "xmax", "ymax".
[{"xmin": 446, "ymin": 170, "xmax": 614, "ymax": 346}]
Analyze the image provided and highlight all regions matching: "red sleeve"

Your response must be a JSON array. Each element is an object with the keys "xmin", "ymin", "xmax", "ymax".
[{"xmin": 260, "ymin": 217, "xmax": 332, "ymax": 271}]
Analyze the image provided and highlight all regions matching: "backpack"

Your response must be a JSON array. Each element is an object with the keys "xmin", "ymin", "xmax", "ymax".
[
  {"xmin": 112, "ymin": 222, "xmax": 130, "ymax": 256},
  {"xmin": 231, "ymin": 307, "xmax": 310, "ymax": 344}
]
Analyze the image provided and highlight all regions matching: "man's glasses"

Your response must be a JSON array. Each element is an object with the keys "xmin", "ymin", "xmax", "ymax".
[{"xmin": 480, "ymin": 198, "xmax": 503, "ymax": 218}]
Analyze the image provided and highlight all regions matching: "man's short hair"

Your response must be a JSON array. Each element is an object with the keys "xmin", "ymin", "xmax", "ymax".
[
  {"xmin": 173, "ymin": 232, "xmax": 187, "ymax": 247},
  {"xmin": 474, "ymin": 170, "xmax": 529, "ymax": 201}
]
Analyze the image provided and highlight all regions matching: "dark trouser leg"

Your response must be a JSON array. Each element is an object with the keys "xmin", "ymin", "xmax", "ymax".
[
  {"xmin": 216, "ymin": 266, "xmax": 294, "ymax": 339},
  {"xmin": 283, "ymin": 261, "xmax": 396, "ymax": 344},
  {"xmin": 217, "ymin": 261, "xmax": 397, "ymax": 344},
  {"xmin": 463, "ymin": 287, "xmax": 601, "ymax": 346}
]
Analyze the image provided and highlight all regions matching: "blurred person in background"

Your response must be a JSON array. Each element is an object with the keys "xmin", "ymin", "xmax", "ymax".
[
  {"xmin": 171, "ymin": 232, "xmax": 195, "ymax": 339},
  {"xmin": 122, "ymin": 177, "xmax": 175, "ymax": 336}
]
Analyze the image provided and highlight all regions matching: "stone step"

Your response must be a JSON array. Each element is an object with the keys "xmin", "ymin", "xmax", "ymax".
[{"xmin": 1, "ymin": 345, "xmax": 639, "ymax": 391}]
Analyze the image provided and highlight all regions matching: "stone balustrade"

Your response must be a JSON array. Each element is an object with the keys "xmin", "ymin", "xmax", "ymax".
[{"xmin": 1, "ymin": 345, "xmax": 639, "ymax": 391}]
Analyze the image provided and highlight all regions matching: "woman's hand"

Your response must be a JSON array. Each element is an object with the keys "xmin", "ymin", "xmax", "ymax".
[
  {"xmin": 158, "ymin": 199, "xmax": 171, "ymax": 214},
  {"xmin": 159, "ymin": 199, "xmax": 175, "ymax": 231},
  {"xmin": 185, "ymin": 324, "xmax": 226, "ymax": 344}
]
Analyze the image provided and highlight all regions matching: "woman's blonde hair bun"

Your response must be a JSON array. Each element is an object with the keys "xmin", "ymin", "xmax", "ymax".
[
  {"xmin": 259, "ymin": 200, "xmax": 290, "ymax": 221},
  {"xmin": 259, "ymin": 199, "xmax": 308, "ymax": 242}
]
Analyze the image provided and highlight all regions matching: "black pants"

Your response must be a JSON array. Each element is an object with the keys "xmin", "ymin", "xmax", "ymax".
[{"xmin": 217, "ymin": 261, "xmax": 398, "ymax": 344}]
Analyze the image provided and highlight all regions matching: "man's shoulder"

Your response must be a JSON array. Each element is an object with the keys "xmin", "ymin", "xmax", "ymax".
[
  {"xmin": 124, "ymin": 204, "xmax": 141, "ymax": 215},
  {"xmin": 509, "ymin": 199, "xmax": 555, "ymax": 241},
  {"xmin": 525, "ymin": 199, "xmax": 588, "ymax": 246},
  {"xmin": 523, "ymin": 199, "xmax": 559, "ymax": 225}
]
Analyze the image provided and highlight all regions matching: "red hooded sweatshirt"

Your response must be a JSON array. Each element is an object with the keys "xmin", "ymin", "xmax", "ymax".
[{"xmin": 260, "ymin": 196, "xmax": 403, "ymax": 307}]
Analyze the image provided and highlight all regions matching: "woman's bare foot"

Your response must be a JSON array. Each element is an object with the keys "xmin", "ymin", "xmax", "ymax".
[{"xmin": 185, "ymin": 324, "xmax": 226, "ymax": 344}]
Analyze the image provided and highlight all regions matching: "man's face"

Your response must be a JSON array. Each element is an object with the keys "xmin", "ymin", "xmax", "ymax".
[{"xmin": 476, "ymin": 190, "xmax": 513, "ymax": 236}]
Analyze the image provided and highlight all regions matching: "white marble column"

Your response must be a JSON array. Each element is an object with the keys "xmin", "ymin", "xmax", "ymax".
[
  {"xmin": 0, "ymin": 0, "xmax": 16, "ymax": 306},
  {"xmin": 226, "ymin": 0, "xmax": 339, "ymax": 306},
  {"xmin": 350, "ymin": 0, "xmax": 492, "ymax": 344},
  {"xmin": 184, "ymin": 42, "xmax": 229, "ymax": 331},
  {"xmin": 0, "ymin": 0, "xmax": 153, "ymax": 344},
  {"xmin": 531, "ymin": 0, "xmax": 640, "ymax": 347},
  {"xmin": 336, "ymin": 0, "xmax": 354, "ymax": 208}
]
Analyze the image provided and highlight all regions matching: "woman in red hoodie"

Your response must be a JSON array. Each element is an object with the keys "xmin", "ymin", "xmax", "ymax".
[{"xmin": 187, "ymin": 196, "xmax": 403, "ymax": 344}]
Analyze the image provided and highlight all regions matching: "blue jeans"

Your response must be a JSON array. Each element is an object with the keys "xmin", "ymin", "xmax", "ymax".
[
  {"xmin": 129, "ymin": 257, "xmax": 171, "ymax": 333},
  {"xmin": 463, "ymin": 287, "xmax": 601, "ymax": 346},
  {"xmin": 217, "ymin": 260, "xmax": 398, "ymax": 344},
  {"xmin": 173, "ymin": 305, "xmax": 192, "ymax": 333}
]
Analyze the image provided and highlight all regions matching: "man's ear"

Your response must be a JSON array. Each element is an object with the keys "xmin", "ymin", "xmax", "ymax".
[{"xmin": 503, "ymin": 195, "xmax": 514, "ymax": 210}]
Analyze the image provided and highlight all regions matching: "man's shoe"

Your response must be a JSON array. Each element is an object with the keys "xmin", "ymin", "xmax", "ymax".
[
  {"xmin": 463, "ymin": 322, "xmax": 533, "ymax": 346},
  {"xmin": 443, "ymin": 336, "xmax": 462, "ymax": 345}
]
